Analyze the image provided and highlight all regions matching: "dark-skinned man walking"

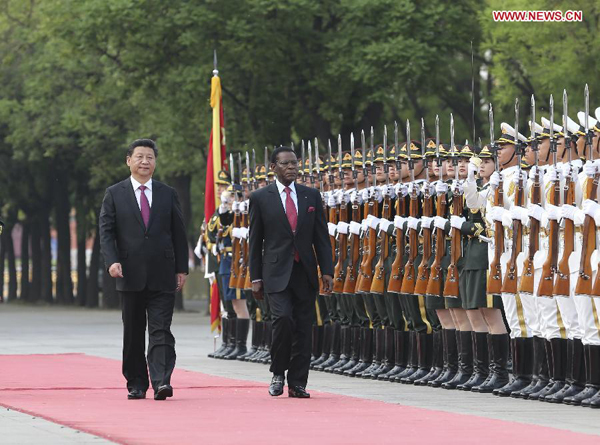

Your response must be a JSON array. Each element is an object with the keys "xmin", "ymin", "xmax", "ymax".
[{"xmin": 249, "ymin": 146, "xmax": 333, "ymax": 398}]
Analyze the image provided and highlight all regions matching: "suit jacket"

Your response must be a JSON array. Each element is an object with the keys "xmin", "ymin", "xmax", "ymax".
[
  {"xmin": 248, "ymin": 182, "xmax": 333, "ymax": 294},
  {"xmin": 99, "ymin": 178, "xmax": 189, "ymax": 292}
]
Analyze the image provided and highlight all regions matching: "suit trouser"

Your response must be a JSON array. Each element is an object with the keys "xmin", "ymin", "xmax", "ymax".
[
  {"xmin": 269, "ymin": 261, "xmax": 316, "ymax": 387},
  {"xmin": 120, "ymin": 289, "xmax": 176, "ymax": 392}
]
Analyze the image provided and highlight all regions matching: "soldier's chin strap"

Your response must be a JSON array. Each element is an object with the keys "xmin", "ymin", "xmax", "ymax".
[{"xmin": 500, "ymin": 144, "xmax": 517, "ymax": 167}]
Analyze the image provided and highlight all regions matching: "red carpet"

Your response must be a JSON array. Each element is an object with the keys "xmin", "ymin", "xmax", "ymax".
[{"xmin": 0, "ymin": 354, "xmax": 597, "ymax": 445}]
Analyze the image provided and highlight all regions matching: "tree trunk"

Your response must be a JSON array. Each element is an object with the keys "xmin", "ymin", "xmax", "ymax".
[
  {"xmin": 55, "ymin": 172, "xmax": 73, "ymax": 304},
  {"xmin": 5, "ymin": 226, "xmax": 17, "ymax": 301},
  {"xmin": 86, "ymin": 229, "xmax": 100, "ymax": 308},
  {"xmin": 30, "ymin": 218, "xmax": 41, "ymax": 302},
  {"xmin": 20, "ymin": 222, "xmax": 30, "ymax": 301},
  {"xmin": 76, "ymin": 201, "xmax": 88, "ymax": 306},
  {"xmin": 40, "ymin": 212, "xmax": 53, "ymax": 303}
]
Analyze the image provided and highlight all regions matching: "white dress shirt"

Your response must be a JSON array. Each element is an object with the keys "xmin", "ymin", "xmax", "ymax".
[
  {"xmin": 275, "ymin": 179, "xmax": 298, "ymax": 214},
  {"xmin": 130, "ymin": 176, "xmax": 153, "ymax": 210}
]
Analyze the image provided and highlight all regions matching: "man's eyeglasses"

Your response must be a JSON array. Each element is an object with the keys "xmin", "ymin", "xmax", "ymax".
[{"xmin": 277, "ymin": 160, "xmax": 299, "ymax": 167}]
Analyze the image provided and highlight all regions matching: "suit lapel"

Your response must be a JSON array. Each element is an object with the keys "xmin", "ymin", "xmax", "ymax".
[
  {"xmin": 267, "ymin": 182, "xmax": 293, "ymax": 236},
  {"xmin": 122, "ymin": 179, "xmax": 145, "ymax": 231},
  {"xmin": 295, "ymin": 184, "xmax": 308, "ymax": 235}
]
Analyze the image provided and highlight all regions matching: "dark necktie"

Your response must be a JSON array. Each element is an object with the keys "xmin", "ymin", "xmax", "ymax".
[
  {"xmin": 139, "ymin": 185, "xmax": 151, "ymax": 228},
  {"xmin": 284, "ymin": 186, "xmax": 299, "ymax": 262}
]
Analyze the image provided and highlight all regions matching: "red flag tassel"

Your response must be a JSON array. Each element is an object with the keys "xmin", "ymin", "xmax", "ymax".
[{"xmin": 210, "ymin": 281, "xmax": 221, "ymax": 333}]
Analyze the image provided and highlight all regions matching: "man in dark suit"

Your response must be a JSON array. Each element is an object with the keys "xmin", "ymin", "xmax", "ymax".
[
  {"xmin": 99, "ymin": 139, "xmax": 189, "ymax": 401},
  {"xmin": 249, "ymin": 146, "xmax": 333, "ymax": 398}
]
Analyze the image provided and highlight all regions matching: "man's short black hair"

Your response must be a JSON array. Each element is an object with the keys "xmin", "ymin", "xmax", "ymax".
[
  {"xmin": 270, "ymin": 146, "xmax": 296, "ymax": 164},
  {"xmin": 127, "ymin": 139, "xmax": 158, "ymax": 158}
]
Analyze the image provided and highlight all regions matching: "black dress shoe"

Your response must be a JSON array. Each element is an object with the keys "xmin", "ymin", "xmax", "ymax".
[
  {"xmin": 127, "ymin": 389, "xmax": 146, "ymax": 400},
  {"xmin": 288, "ymin": 386, "xmax": 310, "ymax": 398},
  {"xmin": 154, "ymin": 385, "xmax": 173, "ymax": 400},
  {"xmin": 269, "ymin": 375, "xmax": 285, "ymax": 396}
]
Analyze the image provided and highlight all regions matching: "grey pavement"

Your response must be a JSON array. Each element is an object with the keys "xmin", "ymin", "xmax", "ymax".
[{"xmin": 0, "ymin": 303, "xmax": 599, "ymax": 444}]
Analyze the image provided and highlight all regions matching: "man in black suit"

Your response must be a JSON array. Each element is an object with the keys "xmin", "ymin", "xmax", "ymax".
[
  {"xmin": 249, "ymin": 146, "xmax": 333, "ymax": 398},
  {"xmin": 99, "ymin": 139, "xmax": 189, "ymax": 401}
]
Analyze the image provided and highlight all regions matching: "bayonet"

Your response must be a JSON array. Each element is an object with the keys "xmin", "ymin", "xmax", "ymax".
[
  {"xmin": 515, "ymin": 98, "xmax": 523, "ymax": 176},
  {"xmin": 245, "ymin": 151, "xmax": 251, "ymax": 190},
  {"xmin": 489, "ymin": 104, "xmax": 499, "ymax": 171},
  {"xmin": 361, "ymin": 130, "xmax": 368, "ymax": 184},
  {"xmin": 301, "ymin": 140, "xmax": 306, "ymax": 181},
  {"xmin": 370, "ymin": 126, "xmax": 375, "ymax": 187},
  {"xmin": 264, "ymin": 147, "xmax": 269, "ymax": 184},
  {"xmin": 230, "ymin": 153, "xmax": 235, "ymax": 185},
  {"xmin": 563, "ymin": 89, "xmax": 571, "ymax": 164},
  {"xmin": 395, "ymin": 121, "xmax": 401, "ymax": 171},
  {"xmin": 531, "ymin": 95, "xmax": 538, "ymax": 168},
  {"xmin": 328, "ymin": 139, "xmax": 334, "ymax": 188},
  {"xmin": 315, "ymin": 138, "xmax": 323, "ymax": 191},
  {"xmin": 550, "ymin": 94, "xmax": 557, "ymax": 166},
  {"xmin": 421, "ymin": 118, "xmax": 428, "ymax": 183},
  {"xmin": 337, "ymin": 134, "xmax": 343, "ymax": 182},
  {"xmin": 237, "ymin": 153, "xmax": 242, "ymax": 198},
  {"xmin": 407, "ymin": 120, "xmax": 414, "ymax": 184},
  {"xmin": 585, "ymin": 84, "xmax": 593, "ymax": 161},
  {"xmin": 351, "ymin": 132, "xmax": 358, "ymax": 190},
  {"xmin": 383, "ymin": 125, "xmax": 389, "ymax": 186},
  {"xmin": 252, "ymin": 149, "xmax": 257, "ymax": 189},
  {"xmin": 450, "ymin": 113, "xmax": 458, "ymax": 183},
  {"xmin": 308, "ymin": 141, "xmax": 314, "ymax": 185},
  {"xmin": 436, "ymin": 114, "xmax": 442, "ymax": 183}
]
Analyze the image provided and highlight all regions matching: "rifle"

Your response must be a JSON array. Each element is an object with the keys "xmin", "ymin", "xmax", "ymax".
[
  {"xmin": 538, "ymin": 95, "xmax": 559, "ymax": 298},
  {"xmin": 251, "ymin": 149, "xmax": 257, "ymax": 190},
  {"xmin": 401, "ymin": 120, "xmax": 418, "ymax": 294},
  {"xmin": 229, "ymin": 154, "xmax": 242, "ymax": 288},
  {"xmin": 343, "ymin": 133, "xmax": 362, "ymax": 294},
  {"xmin": 487, "ymin": 104, "xmax": 504, "ymax": 295},
  {"xmin": 519, "ymin": 95, "xmax": 541, "ymax": 296},
  {"xmin": 389, "ymin": 122, "xmax": 406, "ymax": 294},
  {"xmin": 426, "ymin": 115, "xmax": 447, "ymax": 297},
  {"xmin": 443, "ymin": 114, "xmax": 461, "ymax": 298},
  {"xmin": 236, "ymin": 152, "xmax": 251, "ymax": 289},
  {"xmin": 357, "ymin": 127, "xmax": 378, "ymax": 293},
  {"xmin": 501, "ymin": 99, "xmax": 525, "ymax": 295},
  {"xmin": 371, "ymin": 126, "xmax": 391, "ymax": 295},
  {"xmin": 415, "ymin": 119, "xmax": 434, "ymax": 295},
  {"xmin": 333, "ymin": 135, "xmax": 348, "ymax": 293},
  {"xmin": 577, "ymin": 84, "xmax": 598, "ymax": 296}
]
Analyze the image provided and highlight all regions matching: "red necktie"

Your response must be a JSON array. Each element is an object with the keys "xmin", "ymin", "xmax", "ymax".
[
  {"xmin": 284, "ymin": 186, "xmax": 300, "ymax": 261},
  {"xmin": 139, "ymin": 185, "xmax": 151, "ymax": 228}
]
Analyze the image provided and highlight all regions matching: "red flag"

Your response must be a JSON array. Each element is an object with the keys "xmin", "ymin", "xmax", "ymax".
[{"xmin": 205, "ymin": 74, "xmax": 226, "ymax": 333}]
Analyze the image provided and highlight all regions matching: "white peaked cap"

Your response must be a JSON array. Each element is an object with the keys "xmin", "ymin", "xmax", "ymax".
[
  {"xmin": 499, "ymin": 122, "xmax": 527, "ymax": 142},
  {"xmin": 578, "ymin": 111, "xmax": 598, "ymax": 130},
  {"xmin": 595, "ymin": 107, "xmax": 600, "ymax": 122},
  {"xmin": 541, "ymin": 116, "xmax": 563, "ymax": 133},
  {"xmin": 529, "ymin": 121, "xmax": 545, "ymax": 136},
  {"xmin": 564, "ymin": 115, "xmax": 583, "ymax": 135}
]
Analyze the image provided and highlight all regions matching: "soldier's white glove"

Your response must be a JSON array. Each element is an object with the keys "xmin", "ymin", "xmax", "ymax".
[
  {"xmin": 421, "ymin": 216, "xmax": 434, "ymax": 229},
  {"xmin": 453, "ymin": 181, "xmax": 464, "ymax": 195},
  {"xmin": 361, "ymin": 189, "xmax": 370, "ymax": 202},
  {"xmin": 489, "ymin": 206, "xmax": 505, "ymax": 223},
  {"xmin": 394, "ymin": 215, "xmax": 406, "ymax": 229},
  {"xmin": 407, "ymin": 216, "xmax": 419, "ymax": 231},
  {"xmin": 436, "ymin": 182, "xmax": 448, "ymax": 194},
  {"xmin": 407, "ymin": 182, "xmax": 416, "ymax": 196},
  {"xmin": 212, "ymin": 244, "xmax": 218, "ymax": 256},
  {"xmin": 489, "ymin": 171, "xmax": 501, "ymax": 189},
  {"xmin": 528, "ymin": 204, "xmax": 544, "ymax": 222},
  {"xmin": 433, "ymin": 216, "xmax": 448, "ymax": 230},
  {"xmin": 547, "ymin": 166, "xmax": 562, "ymax": 182},
  {"xmin": 349, "ymin": 190, "xmax": 360, "ymax": 204},
  {"xmin": 450, "ymin": 215, "xmax": 465, "ymax": 230},
  {"xmin": 510, "ymin": 206, "xmax": 529, "ymax": 226},
  {"xmin": 373, "ymin": 186, "xmax": 383, "ymax": 202},
  {"xmin": 584, "ymin": 161, "xmax": 597, "ymax": 178},
  {"xmin": 381, "ymin": 184, "xmax": 391, "ymax": 196},
  {"xmin": 561, "ymin": 163, "xmax": 578, "ymax": 182},
  {"xmin": 583, "ymin": 199, "xmax": 600, "ymax": 218},
  {"xmin": 361, "ymin": 220, "xmax": 368, "ymax": 233},
  {"xmin": 561, "ymin": 205, "xmax": 577, "ymax": 221},
  {"xmin": 367, "ymin": 214, "xmax": 380, "ymax": 230},
  {"xmin": 240, "ymin": 227, "xmax": 249, "ymax": 239},
  {"xmin": 232, "ymin": 227, "xmax": 241, "ymax": 239},
  {"xmin": 546, "ymin": 204, "xmax": 560, "ymax": 221},
  {"xmin": 231, "ymin": 201, "xmax": 240, "ymax": 212},
  {"xmin": 467, "ymin": 160, "xmax": 478, "ymax": 182},
  {"xmin": 349, "ymin": 221, "xmax": 362, "ymax": 235},
  {"xmin": 379, "ymin": 218, "xmax": 392, "ymax": 233},
  {"xmin": 327, "ymin": 222, "xmax": 337, "ymax": 237},
  {"xmin": 239, "ymin": 201, "xmax": 247, "ymax": 212},
  {"xmin": 422, "ymin": 182, "xmax": 435, "ymax": 196},
  {"xmin": 394, "ymin": 183, "xmax": 408, "ymax": 197},
  {"xmin": 327, "ymin": 193, "xmax": 337, "ymax": 207},
  {"xmin": 512, "ymin": 169, "xmax": 528, "ymax": 185},
  {"xmin": 337, "ymin": 221, "xmax": 349, "ymax": 235},
  {"xmin": 593, "ymin": 208, "xmax": 600, "ymax": 227}
]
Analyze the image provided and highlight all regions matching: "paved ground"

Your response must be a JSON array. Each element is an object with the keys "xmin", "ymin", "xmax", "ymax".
[{"xmin": 1, "ymin": 303, "xmax": 599, "ymax": 444}]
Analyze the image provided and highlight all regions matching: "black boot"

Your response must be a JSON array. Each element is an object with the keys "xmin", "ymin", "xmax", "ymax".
[
  {"xmin": 209, "ymin": 317, "xmax": 230, "ymax": 358},
  {"xmin": 325, "ymin": 325, "xmax": 351, "ymax": 372},
  {"xmin": 473, "ymin": 333, "xmax": 510, "ymax": 393},
  {"xmin": 250, "ymin": 320, "xmax": 267, "ymax": 363},
  {"xmin": 259, "ymin": 321, "xmax": 272, "ymax": 364},
  {"xmin": 511, "ymin": 336, "xmax": 549, "ymax": 398},
  {"xmin": 414, "ymin": 330, "xmax": 444, "ymax": 386},
  {"xmin": 546, "ymin": 338, "xmax": 585, "ymax": 403},
  {"xmin": 442, "ymin": 331, "xmax": 473, "ymax": 389},
  {"xmin": 336, "ymin": 326, "xmax": 360, "ymax": 374},
  {"xmin": 315, "ymin": 322, "xmax": 342, "ymax": 371},
  {"xmin": 394, "ymin": 331, "xmax": 418, "ymax": 382},
  {"xmin": 529, "ymin": 339, "xmax": 559, "ymax": 400},
  {"xmin": 310, "ymin": 325, "xmax": 323, "ymax": 364},
  {"xmin": 345, "ymin": 328, "xmax": 373, "ymax": 376},
  {"xmin": 224, "ymin": 318, "xmax": 250, "ymax": 359},
  {"xmin": 430, "ymin": 329, "xmax": 458, "ymax": 388},
  {"xmin": 375, "ymin": 327, "xmax": 396, "ymax": 380},
  {"xmin": 402, "ymin": 332, "xmax": 433, "ymax": 384},
  {"xmin": 238, "ymin": 320, "xmax": 260, "ymax": 361},
  {"xmin": 361, "ymin": 328, "xmax": 384, "ymax": 378},
  {"xmin": 537, "ymin": 338, "xmax": 568, "ymax": 401},
  {"xmin": 215, "ymin": 317, "xmax": 237, "ymax": 359},
  {"xmin": 565, "ymin": 344, "xmax": 600, "ymax": 405},
  {"xmin": 380, "ymin": 330, "xmax": 408, "ymax": 381},
  {"xmin": 311, "ymin": 323, "xmax": 333, "ymax": 369},
  {"xmin": 458, "ymin": 332, "xmax": 489, "ymax": 391},
  {"xmin": 494, "ymin": 337, "xmax": 533, "ymax": 396}
]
